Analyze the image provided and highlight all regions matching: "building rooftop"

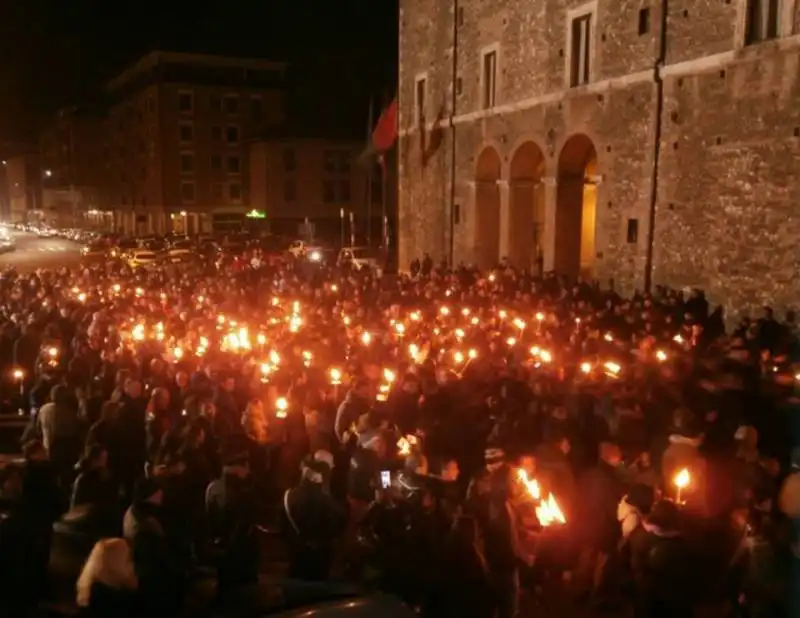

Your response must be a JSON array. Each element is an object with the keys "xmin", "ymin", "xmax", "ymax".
[{"xmin": 107, "ymin": 50, "xmax": 288, "ymax": 92}]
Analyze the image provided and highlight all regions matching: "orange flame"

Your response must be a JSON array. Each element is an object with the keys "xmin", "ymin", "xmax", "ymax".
[
  {"xmin": 517, "ymin": 469, "xmax": 541, "ymax": 500},
  {"xmin": 536, "ymin": 493, "xmax": 566, "ymax": 527}
]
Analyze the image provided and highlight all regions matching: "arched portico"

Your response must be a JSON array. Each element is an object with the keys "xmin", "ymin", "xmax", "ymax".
[
  {"xmin": 556, "ymin": 134, "xmax": 598, "ymax": 279},
  {"xmin": 474, "ymin": 147, "xmax": 502, "ymax": 269},
  {"xmin": 509, "ymin": 141, "xmax": 547, "ymax": 271}
]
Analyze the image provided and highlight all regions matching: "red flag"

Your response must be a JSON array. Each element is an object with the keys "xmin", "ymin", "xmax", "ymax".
[{"xmin": 372, "ymin": 98, "xmax": 398, "ymax": 152}]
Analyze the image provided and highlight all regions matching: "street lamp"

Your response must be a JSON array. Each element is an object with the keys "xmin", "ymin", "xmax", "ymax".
[{"xmin": 44, "ymin": 169, "xmax": 52, "ymax": 178}]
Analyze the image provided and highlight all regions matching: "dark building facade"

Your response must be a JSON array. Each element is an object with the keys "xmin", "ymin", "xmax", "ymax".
[
  {"xmin": 398, "ymin": 0, "xmax": 800, "ymax": 319},
  {"xmin": 105, "ymin": 51, "xmax": 286, "ymax": 235}
]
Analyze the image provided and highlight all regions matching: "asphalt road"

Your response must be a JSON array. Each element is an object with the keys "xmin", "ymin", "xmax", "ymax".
[{"xmin": 0, "ymin": 231, "xmax": 82, "ymax": 273}]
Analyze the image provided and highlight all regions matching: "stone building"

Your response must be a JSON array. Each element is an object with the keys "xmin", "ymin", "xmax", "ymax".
[{"xmin": 397, "ymin": 0, "xmax": 800, "ymax": 318}]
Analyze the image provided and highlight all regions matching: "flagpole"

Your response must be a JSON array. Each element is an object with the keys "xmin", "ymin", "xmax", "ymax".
[{"xmin": 366, "ymin": 97, "xmax": 374, "ymax": 248}]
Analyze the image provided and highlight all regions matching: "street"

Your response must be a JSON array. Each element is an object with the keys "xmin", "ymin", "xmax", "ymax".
[{"xmin": 0, "ymin": 231, "xmax": 82, "ymax": 273}]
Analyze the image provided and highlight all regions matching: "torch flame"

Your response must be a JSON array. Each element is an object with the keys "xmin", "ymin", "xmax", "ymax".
[
  {"xmin": 536, "ymin": 493, "xmax": 567, "ymax": 527},
  {"xmin": 517, "ymin": 469, "xmax": 541, "ymax": 500},
  {"xmin": 397, "ymin": 436, "xmax": 411, "ymax": 456}
]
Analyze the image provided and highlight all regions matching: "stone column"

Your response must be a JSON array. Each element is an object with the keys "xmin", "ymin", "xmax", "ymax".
[
  {"xmin": 542, "ymin": 176, "xmax": 558, "ymax": 272},
  {"xmin": 498, "ymin": 179, "xmax": 510, "ymax": 260}
]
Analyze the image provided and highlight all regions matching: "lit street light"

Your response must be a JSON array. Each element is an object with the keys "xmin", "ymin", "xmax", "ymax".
[{"xmin": 44, "ymin": 169, "xmax": 52, "ymax": 178}]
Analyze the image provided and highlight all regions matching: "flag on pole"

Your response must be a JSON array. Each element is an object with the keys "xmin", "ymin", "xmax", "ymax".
[{"xmin": 358, "ymin": 97, "xmax": 398, "ymax": 166}]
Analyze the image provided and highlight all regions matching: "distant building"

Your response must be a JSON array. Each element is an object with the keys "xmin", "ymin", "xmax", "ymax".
[
  {"xmin": 39, "ymin": 106, "xmax": 107, "ymax": 228},
  {"xmin": 398, "ymin": 0, "xmax": 800, "ymax": 319},
  {"xmin": 248, "ymin": 129, "xmax": 385, "ymax": 243},
  {"xmin": 105, "ymin": 51, "xmax": 287, "ymax": 235},
  {"xmin": 5, "ymin": 154, "xmax": 42, "ymax": 224}
]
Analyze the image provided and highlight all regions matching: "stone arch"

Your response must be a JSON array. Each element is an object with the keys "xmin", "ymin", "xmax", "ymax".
[
  {"xmin": 474, "ymin": 146, "xmax": 502, "ymax": 269},
  {"xmin": 556, "ymin": 133, "xmax": 598, "ymax": 279},
  {"xmin": 509, "ymin": 141, "xmax": 547, "ymax": 271}
]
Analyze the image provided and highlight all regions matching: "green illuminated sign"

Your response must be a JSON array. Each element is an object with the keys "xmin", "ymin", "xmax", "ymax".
[{"xmin": 246, "ymin": 209, "xmax": 266, "ymax": 219}]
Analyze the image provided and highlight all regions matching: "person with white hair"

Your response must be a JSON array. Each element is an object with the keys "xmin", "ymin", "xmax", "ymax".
[
  {"xmin": 75, "ymin": 537, "xmax": 139, "ymax": 615},
  {"xmin": 282, "ymin": 450, "xmax": 345, "ymax": 580}
]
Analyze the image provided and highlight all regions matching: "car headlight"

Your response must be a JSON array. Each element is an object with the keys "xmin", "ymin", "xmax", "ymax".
[{"xmin": 308, "ymin": 251, "xmax": 321, "ymax": 262}]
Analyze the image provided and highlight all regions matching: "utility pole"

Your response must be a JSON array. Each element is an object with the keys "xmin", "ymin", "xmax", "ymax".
[{"xmin": 448, "ymin": 0, "xmax": 459, "ymax": 266}]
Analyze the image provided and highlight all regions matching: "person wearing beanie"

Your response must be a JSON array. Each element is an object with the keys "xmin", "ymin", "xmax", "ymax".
[
  {"xmin": 282, "ymin": 452, "xmax": 345, "ymax": 581},
  {"xmin": 466, "ymin": 444, "xmax": 519, "ymax": 618}
]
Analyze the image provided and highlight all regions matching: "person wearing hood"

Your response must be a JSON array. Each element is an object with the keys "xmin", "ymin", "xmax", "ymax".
[
  {"xmin": 282, "ymin": 451, "xmax": 344, "ymax": 580},
  {"xmin": 335, "ymin": 378, "xmax": 372, "ymax": 444}
]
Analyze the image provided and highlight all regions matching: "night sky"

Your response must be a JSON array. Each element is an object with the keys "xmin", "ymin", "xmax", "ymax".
[{"xmin": 0, "ymin": 0, "xmax": 398, "ymax": 142}]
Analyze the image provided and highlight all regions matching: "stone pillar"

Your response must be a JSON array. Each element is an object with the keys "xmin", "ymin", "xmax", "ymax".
[
  {"xmin": 542, "ymin": 176, "xmax": 558, "ymax": 272},
  {"xmin": 498, "ymin": 179, "xmax": 510, "ymax": 260}
]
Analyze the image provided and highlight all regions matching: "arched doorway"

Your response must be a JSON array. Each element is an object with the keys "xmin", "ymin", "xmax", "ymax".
[
  {"xmin": 474, "ymin": 147, "xmax": 502, "ymax": 269},
  {"xmin": 509, "ymin": 142, "xmax": 546, "ymax": 271},
  {"xmin": 556, "ymin": 134, "xmax": 598, "ymax": 279}
]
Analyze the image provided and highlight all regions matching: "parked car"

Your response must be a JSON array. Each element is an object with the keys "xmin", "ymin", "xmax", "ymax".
[
  {"xmin": 126, "ymin": 250, "xmax": 159, "ymax": 269},
  {"xmin": 81, "ymin": 244, "xmax": 108, "ymax": 261},
  {"xmin": 337, "ymin": 247, "xmax": 382, "ymax": 274}
]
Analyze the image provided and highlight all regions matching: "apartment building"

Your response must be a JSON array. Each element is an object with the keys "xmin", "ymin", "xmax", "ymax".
[
  {"xmin": 39, "ymin": 106, "xmax": 107, "ymax": 228},
  {"xmin": 249, "ymin": 130, "xmax": 385, "ymax": 242},
  {"xmin": 105, "ymin": 51, "xmax": 286, "ymax": 235},
  {"xmin": 398, "ymin": 0, "xmax": 800, "ymax": 320}
]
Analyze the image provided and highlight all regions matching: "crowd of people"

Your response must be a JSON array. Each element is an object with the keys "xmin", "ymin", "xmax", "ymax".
[{"xmin": 0, "ymin": 248, "xmax": 797, "ymax": 618}]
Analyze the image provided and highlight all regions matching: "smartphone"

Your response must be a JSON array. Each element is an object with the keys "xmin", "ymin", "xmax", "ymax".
[{"xmin": 380, "ymin": 470, "xmax": 391, "ymax": 489}]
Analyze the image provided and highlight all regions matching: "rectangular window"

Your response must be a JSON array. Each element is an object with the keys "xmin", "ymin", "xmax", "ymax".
[
  {"xmin": 323, "ymin": 180, "xmax": 335, "ymax": 203},
  {"xmin": 179, "ymin": 123, "xmax": 194, "ymax": 143},
  {"xmin": 228, "ymin": 183, "xmax": 242, "ymax": 201},
  {"xmin": 457, "ymin": 7, "xmax": 465, "ymax": 27},
  {"xmin": 226, "ymin": 155, "xmax": 241, "ymax": 174},
  {"xmin": 180, "ymin": 153, "xmax": 194, "ymax": 174},
  {"xmin": 178, "ymin": 91, "xmax": 194, "ymax": 113},
  {"xmin": 210, "ymin": 154, "xmax": 222, "ymax": 171},
  {"xmin": 745, "ymin": 0, "xmax": 779, "ymax": 45},
  {"xmin": 251, "ymin": 97, "xmax": 263, "ymax": 121},
  {"xmin": 283, "ymin": 148, "xmax": 296, "ymax": 171},
  {"xmin": 210, "ymin": 95, "xmax": 222, "ymax": 113},
  {"xmin": 226, "ymin": 126, "xmax": 239, "ymax": 144},
  {"xmin": 454, "ymin": 203, "xmax": 461, "ymax": 225},
  {"xmin": 626, "ymin": 218, "xmax": 639, "ymax": 244},
  {"xmin": 482, "ymin": 50, "xmax": 497, "ymax": 109},
  {"xmin": 223, "ymin": 95, "xmax": 240, "ymax": 115},
  {"xmin": 338, "ymin": 151, "xmax": 351, "ymax": 173},
  {"xmin": 570, "ymin": 13, "xmax": 593, "ymax": 87},
  {"xmin": 180, "ymin": 182, "xmax": 195, "ymax": 202},
  {"xmin": 415, "ymin": 77, "xmax": 427, "ymax": 125},
  {"xmin": 284, "ymin": 179, "xmax": 296, "ymax": 202},
  {"xmin": 323, "ymin": 150, "xmax": 337, "ymax": 173},
  {"xmin": 339, "ymin": 180, "xmax": 351, "ymax": 202},
  {"xmin": 638, "ymin": 8, "xmax": 651, "ymax": 35},
  {"xmin": 211, "ymin": 126, "xmax": 222, "ymax": 141}
]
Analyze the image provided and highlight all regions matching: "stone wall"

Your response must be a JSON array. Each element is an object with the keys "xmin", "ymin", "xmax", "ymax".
[{"xmin": 398, "ymin": 0, "xmax": 800, "ymax": 320}]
